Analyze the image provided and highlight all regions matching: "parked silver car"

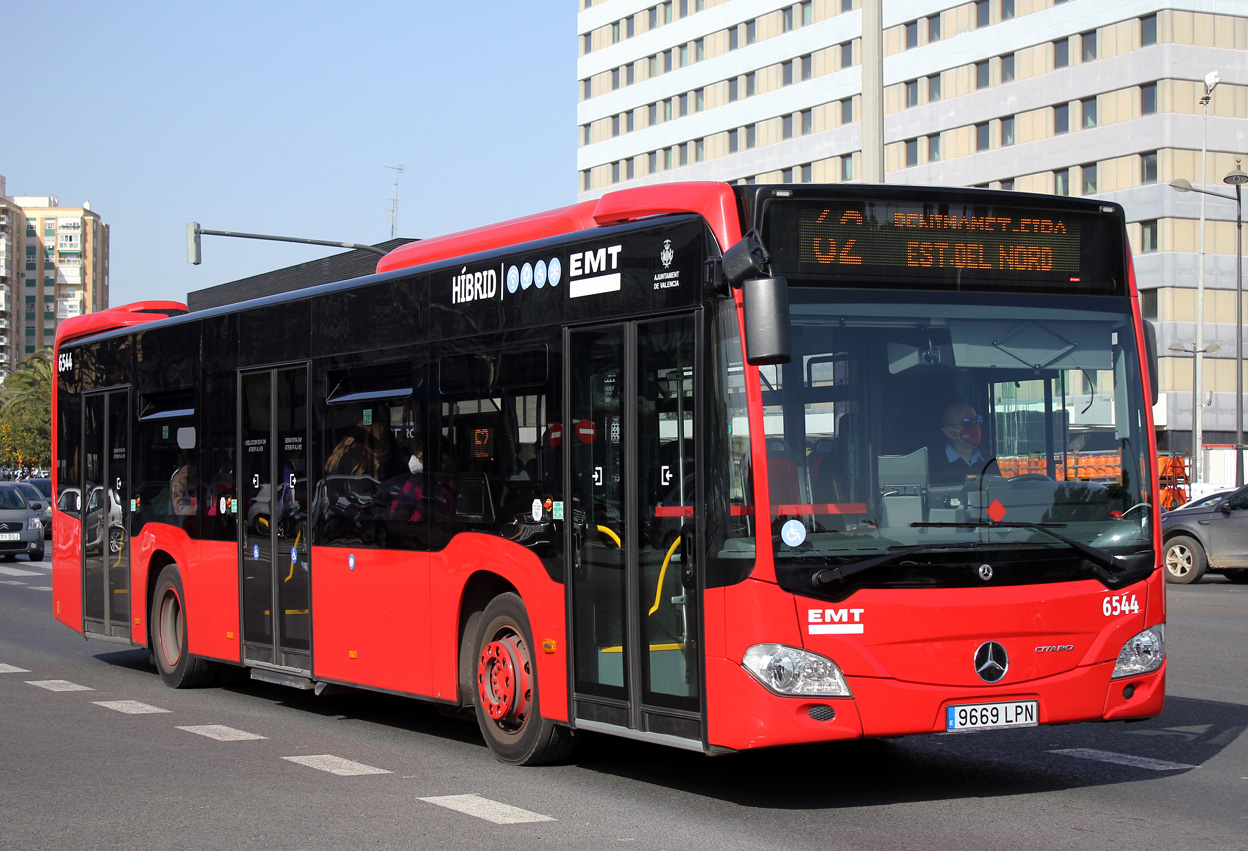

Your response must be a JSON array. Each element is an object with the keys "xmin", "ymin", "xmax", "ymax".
[
  {"xmin": 0, "ymin": 483, "xmax": 45, "ymax": 561},
  {"xmin": 14, "ymin": 481, "xmax": 51, "ymax": 539}
]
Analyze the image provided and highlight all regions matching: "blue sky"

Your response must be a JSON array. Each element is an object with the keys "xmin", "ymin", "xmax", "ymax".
[{"xmin": 4, "ymin": 1, "xmax": 575, "ymax": 307}]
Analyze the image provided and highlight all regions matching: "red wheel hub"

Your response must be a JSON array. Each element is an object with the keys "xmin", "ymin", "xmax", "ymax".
[{"xmin": 478, "ymin": 634, "xmax": 532, "ymax": 726}]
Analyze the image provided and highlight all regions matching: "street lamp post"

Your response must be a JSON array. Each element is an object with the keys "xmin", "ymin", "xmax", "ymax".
[
  {"xmin": 1194, "ymin": 72, "xmax": 1219, "ymax": 483},
  {"xmin": 1171, "ymin": 157, "xmax": 1246, "ymax": 486},
  {"xmin": 1169, "ymin": 341, "xmax": 1221, "ymax": 487}
]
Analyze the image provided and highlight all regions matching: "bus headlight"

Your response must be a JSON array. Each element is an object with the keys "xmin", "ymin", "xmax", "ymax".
[
  {"xmin": 1112, "ymin": 625, "xmax": 1165, "ymax": 679},
  {"xmin": 742, "ymin": 644, "xmax": 852, "ymax": 697}
]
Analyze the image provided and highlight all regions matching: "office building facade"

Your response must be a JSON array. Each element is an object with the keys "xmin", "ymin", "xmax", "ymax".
[{"xmin": 576, "ymin": 0, "xmax": 1246, "ymax": 474}]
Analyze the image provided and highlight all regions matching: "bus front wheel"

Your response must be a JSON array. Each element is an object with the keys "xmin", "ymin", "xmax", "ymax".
[
  {"xmin": 472, "ymin": 593, "xmax": 574, "ymax": 765},
  {"xmin": 151, "ymin": 565, "xmax": 220, "ymax": 688}
]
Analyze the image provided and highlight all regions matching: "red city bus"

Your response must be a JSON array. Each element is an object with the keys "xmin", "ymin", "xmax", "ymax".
[{"xmin": 52, "ymin": 182, "xmax": 1165, "ymax": 764}]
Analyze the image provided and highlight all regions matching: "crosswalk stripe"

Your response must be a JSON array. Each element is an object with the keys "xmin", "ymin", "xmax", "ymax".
[
  {"xmin": 0, "ymin": 566, "xmax": 43, "ymax": 577},
  {"xmin": 1050, "ymin": 748, "xmax": 1196, "ymax": 771},
  {"xmin": 178, "ymin": 724, "xmax": 267, "ymax": 741},
  {"xmin": 26, "ymin": 679, "xmax": 93, "ymax": 692},
  {"xmin": 0, "ymin": 663, "xmax": 31, "ymax": 674},
  {"xmin": 419, "ymin": 794, "xmax": 555, "ymax": 824},
  {"xmin": 281, "ymin": 755, "xmax": 391, "ymax": 776},
  {"xmin": 94, "ymin": 700, "xmax": 171, "ymax": 715}
]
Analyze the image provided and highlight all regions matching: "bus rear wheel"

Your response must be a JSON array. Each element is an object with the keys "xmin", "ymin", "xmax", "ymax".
[
  {"xmin": 472, "ymin": 593, "xmax": 574, "ymax": 765},
  {"xmin": 151, "ymin": 565, "xmax": 220, "ymax": 688}
]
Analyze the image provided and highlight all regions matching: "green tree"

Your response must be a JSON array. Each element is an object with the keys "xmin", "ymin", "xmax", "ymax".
[{"xmin": 0, "ymin": 349, "xmax": 53, "ymax": 470}]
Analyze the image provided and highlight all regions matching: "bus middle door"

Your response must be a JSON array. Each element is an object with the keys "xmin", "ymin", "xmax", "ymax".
[{"xmin": 567, "ymin": 315, "xmax": 703, "ymax": 749}]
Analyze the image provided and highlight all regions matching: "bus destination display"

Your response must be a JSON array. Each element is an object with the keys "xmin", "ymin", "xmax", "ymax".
[{"xmin": 764, "ymin": 197, "xmax": 1123, "ymax": 294}]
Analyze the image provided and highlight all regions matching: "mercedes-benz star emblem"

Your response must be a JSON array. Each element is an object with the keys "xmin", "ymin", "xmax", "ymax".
[
  {"xmin": 974, "ymin": 641, "xmax": 1009, "ymax": 683},
  {"xmin": 978, "ymin": 563, "xmax": 993, "ymax": 581}
]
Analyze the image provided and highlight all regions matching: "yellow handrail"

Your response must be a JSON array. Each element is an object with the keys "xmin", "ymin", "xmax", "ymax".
[
  {"xmin": 648, "ymin": 536, "xmax": 683, "ymax": 616},
  {"xmin": 596, "ymin": 525, "xmax": 621, "ymax": 548}
]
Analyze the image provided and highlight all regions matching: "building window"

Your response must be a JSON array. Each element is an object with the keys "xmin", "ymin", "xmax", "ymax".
[
  {"xmin": 649, "ymin": 103, "xmax": 659, "ymax": 125},
  {"xmin": 1082, "ymin": 163, "xmax": 1098, "ymax": 195},
  {"xmin": 695, "ymin": 138, "xmax": 705, "ymax": 162},
  {"xmin": 730, "ymin": 27, "xmax": 739, "ymax": 50},
  {"xmin": 1142, "ymin": 151, "xmax": 1158, "ymax": 184},
  {"xmin": 1142, "ymin": 82, "xmax": 1157, "ymax": 115},
  {"xmin": 1055, "ymin": 38, "xmax": 1069, "ymax": 69},
  {"xmin": 840, "ymin": 98, "xmax": 852, "ymax": 125},
  {"xmin": 729, "ymin": 78, "xmax": 739, "ymax": 102},
  {"xmin": 906, "ymin": 80, "xmax": 919, "ymax": 108},
  {"xmin": 842, "ymin": 155, "xmax": 854, "ymax": 181},
  {"xmin": 746, "ymin": 19, "xmax": 756, "ymax": 44},
  {"xmin": 929, "ymin": 74, "xmax": 941, "ymax": 102},
  {"xmin": 1081, "ymin": 31, "xmax": 1097, "ymax": 62},
  {"xmin": 612, "ymin": 68, "xmax": 620, "ymax": 90},
  {"xmin": 612, "ymin": 115, "xmax": 620, "ymax": 137},
  {"xmin": 976, "ymin": 0, "xmax": 989, "ymax": 28},
  {"xmin": 802, "ymin": 2, "xmax": 812, "ymax": 26},
  {"xmin": 841, "ymin": 0, "xmax": 852, "ymax": 12},
  {"xmin": 976, "ymin": 61, "xmax": 989, "ymax": 90},
  {"xmin": 729, "ymin": 129, "xmax": 739, "ymax": 153},
  {"xmin": 1002, "ymin": 116, "xmax": 1015, "ymax": 145},
  {"xmin": 1082, "ymin": 97, "xmax": 1097, "ymax": 128},
  {"xmin": 677, "ymin": 94, "xmax": 687, "ymax": 117},
  {"xmin": 680, "ymin": 44, "xmax": 689, "ymax": 67},
  {"xmin": 1001, "ymin": 177, "xmax": 1015, "ymax": 191},
  {"xmin": 696, "ymin": 88, "xmax": 704, "ymax": 111},
  {"xmin": 801, "ymin": 53, "xmax": 812, "ymax": 80},
  {"xmin": 840, "ymin": 41, "xmax": 852, "ymax": 68},
  {"xmin": 1055, "ymin": 103, "xmax": 1069, "ymax": 134},
  {"xmin": 929, "ymin": 134, "xmax": 941, "ymax": 162},
  {"xmin": 1055, "ymin": 168, "xmax": 1070, "ymax": 196},
  {"xmin": 612, "ymin": 162, "xmax": 620, "ymax": 184},
  {"xmin": 612, "ymin": 21, "xmax": 620, "ymax": 43},
  {"xmin": 649, "ymin": 151, "xmax": 659, "ymax": 174},
  {"xmin": 746, "ymin": 72, "xmax": 756, "ymax": 97},
  {"xmin": 906, "ymin": 20, "xmax": 918, "ymax": 49},
  {"xmin": 1140, "ymin": 219, "xmax": 1158, "ymax": 252},
  {"xmin": 906, "ymin": 139, "xmax": 918, "ymax": 167},
  {"xmin": 783, "ymin": 6, "xmax": 794, "ymax": 31},
  {"xmin": 1002, "ymin": 0, "xmax": 1014, "ymax": 20},
  {"xmin": 802, "ymin": 108, "xmax": 813, "ymax": 134},
  {"xmin": 1141, "ymin": 289, "xmax": 1158, "ymax": 319},
  {"xmin": 928, "ymin": 14, "xmax": 940, "ymax": 41},
  {"xmin": 783, "ymin": 114, "xmax": 794, "ymax": 139},
  {"xmin": 696, "ymin": 38, "xmax": 705, "ymax": 61},
  {"xmin": 1002, "ymin": 53, "xmax": 1015, "ymax": 83},
  {"xmin": 582, "ymin": 79, "xmax": 592, "ymax": 100},
  {"xmin": 802, "ymin": 163, "xmax": 812, "ymax": 182},
  {"xmin": 976, "ymin": 122, "xmax": 990, "ymax": 151},
  {"xmin": 1142, "ymin": 14, "xmax": 1157, "ymax": 46},
  {"xmin": 783, "ymin": 60, "xmax": 794, "ymax": 85}
]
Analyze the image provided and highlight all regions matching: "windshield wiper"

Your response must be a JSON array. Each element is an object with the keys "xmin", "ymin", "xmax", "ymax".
[
  {"xmin": 913, "ymin": 521, "xmax": 1127, "ymax": 576},
  {"xmin": 811, "ymin": 541, "xmax": 980, "ymax": 588}
]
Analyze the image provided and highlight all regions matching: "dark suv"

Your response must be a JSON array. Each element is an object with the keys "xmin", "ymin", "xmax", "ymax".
[{"xmin": 1161, "ymin": 485, "xmax": 1248, "ymax": 584}]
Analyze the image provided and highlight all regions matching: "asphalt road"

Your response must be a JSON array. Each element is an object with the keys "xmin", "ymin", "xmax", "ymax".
[{"xmin": 1, "ymin": 561, "xmax": 1245, "ymax": 851}]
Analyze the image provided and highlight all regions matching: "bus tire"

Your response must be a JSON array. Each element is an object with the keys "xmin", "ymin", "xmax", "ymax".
[
  {"xmin": 150, "ymin": 565, "xmax": 219, "ymax": 688},
  {"xmin": 472, "ymin": 593, "xmax": 574, "ymax": 765},
  {"xmin": 1163, "ymin": 536, "xmax": 1207, "ymax": 585}
]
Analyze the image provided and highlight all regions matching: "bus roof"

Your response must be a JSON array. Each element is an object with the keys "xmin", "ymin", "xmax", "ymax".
[
  {"xmin": 376, "ymin": 182, "xmax": 742, "ymax": 275},
  {"xmin": 55, "ymin": 301, "xmax": 189, "ymax": 349}
]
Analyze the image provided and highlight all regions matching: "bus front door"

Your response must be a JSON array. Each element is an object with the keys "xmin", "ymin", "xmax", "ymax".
[
  {"xmin": 239, "ymin": 366, "xmax": 311, "ymax": 672},
  {"xmin": 567, "ymin": 315, "xmax": 704, "ymax": 748},
  {"xmin": 81, "ymin": 388, "xmax": 131, "ymax": 640}
]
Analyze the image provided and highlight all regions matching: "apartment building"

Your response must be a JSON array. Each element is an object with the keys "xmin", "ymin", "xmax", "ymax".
[
  {"xmin": 576, "ymin": 0, "xmax": 1247, "ymax": 467},
  {"xmin": 0, "ymin": 176, "xmax": 109, "ymax": 370}
]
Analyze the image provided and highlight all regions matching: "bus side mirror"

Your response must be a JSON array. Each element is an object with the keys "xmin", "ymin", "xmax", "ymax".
[
  {"xmin": 723, "ymin": 232, "xmax": 792, "ymax": 366},
  {"xmin": 1143, "ymin": 320, "xmax": 1159, "ymax": 407}
]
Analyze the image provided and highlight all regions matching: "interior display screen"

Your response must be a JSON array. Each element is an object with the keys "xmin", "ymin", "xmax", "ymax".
[{"xmin": 762, "ymin": 195, "xmax": 1126, "ymax": 295}]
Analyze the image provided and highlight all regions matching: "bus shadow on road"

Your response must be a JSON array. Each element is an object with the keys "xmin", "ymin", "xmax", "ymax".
[{"xmin": 571, "ymin": 695, "xmax": 1248, "ymax": 809}]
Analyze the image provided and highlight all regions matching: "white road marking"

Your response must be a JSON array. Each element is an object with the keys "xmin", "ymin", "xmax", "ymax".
[
  {"xmin": 0, "ymin": 580, "xmax": 26, "ymax": 586},
  {"xmin": 27, "ymin": 679, "xmax": 93, "ymax": 692},
  {"xmin": 0, "ymin": 663, "xmax": 31, "ymax": 674},
  {"xmin": 178, "ymin": 724, "xmax": 267, "ymax": 742},
  {"xmin": 1051, "ymin": 748, "xmax": 1196, "ymax": 771},
  {"xmin": 0, "ymin": 566, "xmax": 42, "ymax": 577},
  {"xmin": 419, "ymin": 794, "xmax": 555, "ymax": 824},
  {"xmin": 281, "ymin": 755, "xmax": 391, "ymax": 776},
  {"xmin": 29, "ymin": 586, "xmax": 51, "ymax": 591},
  {"xmin": 94, "ymin": 700, "xmax": 171, "ymax": 715}
]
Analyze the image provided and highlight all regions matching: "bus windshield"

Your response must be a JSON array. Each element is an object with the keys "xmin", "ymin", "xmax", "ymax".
[{"xmin": 748, "ymin": 289, "xmax": 1154, "ymax": 596}]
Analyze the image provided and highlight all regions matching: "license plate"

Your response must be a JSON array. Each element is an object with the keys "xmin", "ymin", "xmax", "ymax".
[
  {"xmin": 0, "ymin": 533, "xmax": 19, "ymax": 541},
  {"xmin": 946, "ymin": 700, "xmax": 1038, "ymax": 732}
]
